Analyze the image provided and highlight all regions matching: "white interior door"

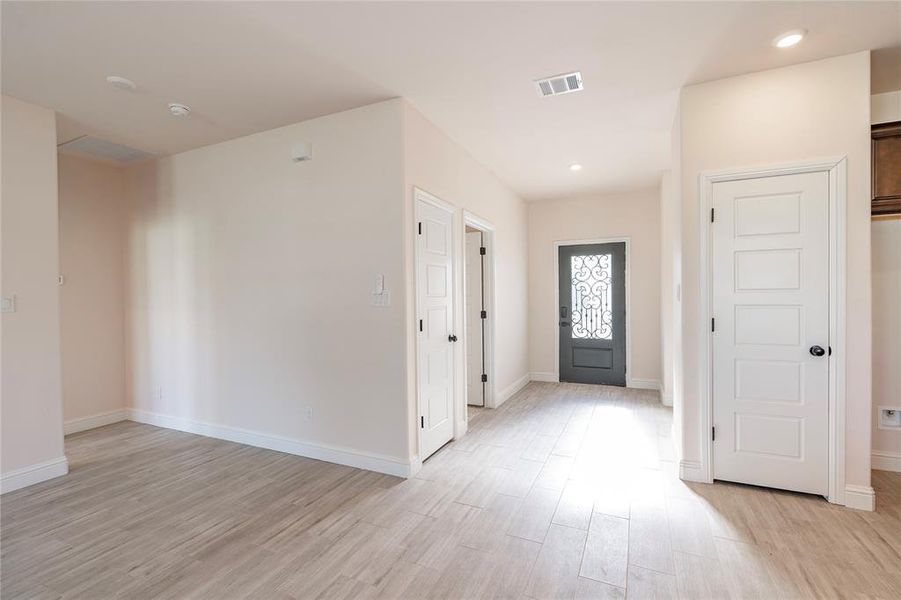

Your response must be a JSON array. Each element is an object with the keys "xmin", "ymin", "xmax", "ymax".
[
  {"xmin": 712, "ymin": 171, "xmax": 830, "ymax": 496},
  {"xmin": 465, "ymin": 230, "xmax": 485, "ymax": 407},
  {"xmin": 417, "ymin": 197, "xmax": 455, "ymax": 460}
]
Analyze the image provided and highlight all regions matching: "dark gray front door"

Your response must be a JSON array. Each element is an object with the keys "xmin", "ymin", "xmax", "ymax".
[{"xmin": 558, "ymin": 242, "xmax": 626, "ymax": 385}]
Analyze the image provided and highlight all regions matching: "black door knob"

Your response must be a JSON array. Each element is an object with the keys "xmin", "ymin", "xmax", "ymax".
[
  {"xmin": 809, "ymin": 345, "xmax": 826, "ymax": 357},
  {"xmin": 448, "ymin": 334, "xmax": 458, "ymax": 342}
]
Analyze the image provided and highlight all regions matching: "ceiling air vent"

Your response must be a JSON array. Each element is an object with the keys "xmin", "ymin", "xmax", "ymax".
[
  {"xmin": 535, "ymin": 71, "xmax": 583, "ymax": 97},
  {"xmin": 58, "ymin": 135, "xmax": 154, "ymax": 164}
]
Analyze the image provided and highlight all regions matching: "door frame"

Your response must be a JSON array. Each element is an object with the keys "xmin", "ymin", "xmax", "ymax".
[
  {"xmin": 697, "ymin": 157, "xmax": 847, "ymax": 506},
  {"xmin": 414, "ymin": 187, "xmax": 458, "ymax": 461},
  {"xmin": 463, "ymin": 211, "xmax": 497, "ymax": 409},
  {"xmin": 553, "ymin": 237, "xmax": 632, "ymax": 386}
]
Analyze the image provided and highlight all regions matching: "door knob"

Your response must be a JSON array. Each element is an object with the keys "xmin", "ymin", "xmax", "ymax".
[
  {"xmin": 809, "ymin": 345, "xmax": 826, "ymax": 357},
  {"xmin": 448, "ymin": 334, "xmax": 458, "ymax": 342}
]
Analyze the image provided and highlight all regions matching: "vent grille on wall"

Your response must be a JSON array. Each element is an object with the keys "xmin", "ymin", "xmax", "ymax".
[
  {"xmin": 535, "ymin": 71, "xmax": 583, "ymax": 97},
  {"xmin": 58, "ymin": 136, "xmax": 154, "ymax": 164}
]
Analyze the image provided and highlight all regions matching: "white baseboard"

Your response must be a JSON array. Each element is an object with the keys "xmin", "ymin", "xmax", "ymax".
[
  {"xmin": 678, "ymin": 459, "xmax": 708, "ymax": 483},
  {"xmin": 494, "ymin": 373, "xmax": 530, "ymax": 408},
  {"xmin": 127, "ymin": 409, "xmax": 414, "ymax": 478},
  {"xmin": 64, "ymin": 409, "xmax": 129, "ymax": 435},
  {"xmin": 627, "ymin": 378, "xmax": 662, "ymax": 392},
  {"xmin": 1, "ymin": 456, "xmax": 69, "ymax": 494},
  {"xmin": 844, "ymin": 484, "xmax": 876, "ymax": 511},
  {"xmin": 872, "ymin": 450, "xmax": 901, "ymax": 473},
  {"xmin": 530, "ymin": 372, "xmax": 558, "ymax": 383}
]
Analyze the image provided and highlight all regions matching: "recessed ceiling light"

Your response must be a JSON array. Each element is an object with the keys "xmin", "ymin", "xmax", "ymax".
[
  {"xmin": 106, "ymin": 75, "xmax": 136, "ymax": 91},
  {"xmin": 773, "ymin": 29, "xmax": 806, "ymax": 48},
  {"xmin": 569, "ymin": 163, "xmax": 583, "ymax": 172},
  {"xmin": 168, "ymin": 103, "xmax": 191, "ymax": 117}
]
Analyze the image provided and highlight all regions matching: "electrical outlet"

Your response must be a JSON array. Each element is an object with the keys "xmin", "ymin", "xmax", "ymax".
[
  {"xmin": 157, "ymin": 386, "xmax": 163, "ymax": 401},
  {"xmin": 879, "ymin": 407, "xmax": 901, "ymax": 429},
  {"xmin": 305, "ymin": 407, "xmax": 313, "ymax": 421}
]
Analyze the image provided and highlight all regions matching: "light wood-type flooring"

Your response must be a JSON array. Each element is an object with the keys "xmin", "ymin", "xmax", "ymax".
[{"xmin": 3, "ymin": 382, "xmax": 901, "ymax": 599}]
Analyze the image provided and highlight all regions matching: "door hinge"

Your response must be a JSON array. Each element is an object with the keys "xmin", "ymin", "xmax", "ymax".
[
  {"xmin": 418, "ymin": 222, "xmax": 422, "ymax": 235},
  {"xmin": 711, "ymin": 317, "xmax": 715, "ymax": 332},
  {"xmin": 419, "ymin": 319, "xmax": 423, "ymax": 332},
  {"xmin": 480, "ymin": 310, "xmax": 487, "ymax": 319},
  {"xmin": 481, "ymin": 374, "xmax": 488, "ymax": 383},
  {"xmin": 712, "ymin": 426, "xmax": 716, "ymax": 441},
  {"xmin": 710, "ymin": 208, "xmax": 715, "ymax": 223},
  {"xmin": 421, "ymin": 416, "xmax": 425, "ymax": 429},
  {"xmin": 479, "ymin": 246, "xmax": 486, "ymax": 255}
]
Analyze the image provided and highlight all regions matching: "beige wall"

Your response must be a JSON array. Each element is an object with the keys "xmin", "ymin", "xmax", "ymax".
[
  {"xmin": 659, "ymin": 170, "xmax": 677, "ymax": 406},
  {"xmin": 679, "ymin": 52, "xmax": 873, "ymax": 489},
  {"xmin": 124, "ymin": 99, "xmax": 410, "ymax": 466},
  {"xmin": 872, "ymin": 217, "xmax": 901, "ymax": 460},
  {"xmin": 58, "ymin": 154, "xmax": 127, "ymax": 424},
  {"xmin": 402, "ymin": 102, "xmax": 529, "ymax": 458},
  {"xmin": 0, "ymin": 96, "xmax": 67, "ymax": 482},
  {"xmin": 528, "ymin": 190, "xmax": 661, "ymax": 386}
]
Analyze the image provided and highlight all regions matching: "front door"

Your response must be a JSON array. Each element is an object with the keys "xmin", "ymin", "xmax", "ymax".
[
  {"xmin": 712, "ymin": 171, "xmax": 829, "ymax": 496},
  {"xmin": 558, "ymin": 242, "xmax": 626, "ymax": 385},
  {"xmin": 416, "ymin": 195, "xmax": 456, "ymax": 460}
]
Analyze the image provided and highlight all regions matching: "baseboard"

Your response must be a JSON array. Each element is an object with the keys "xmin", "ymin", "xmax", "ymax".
[
  {"xmin": 530, "ymin": 372, "xmax": 558, "ymax": 383},
  {"xmin": 494, "ymin": 373, "xmax": 530, "ymax": 408},
  {"xmin": 1, "ymin": 456, "xmax": 69, "ymax": 494},
  {"xmin": 872, "ymin": 450, "xmax": 901, "ymax": 473},
  {"xmin": 127, "ymin": 409, "xmax": 414, "ymax": 478},
  {"xmin": 678, "ymin": 459, "xmax": 708, "ymax": 483},
  {"xmin": 844, "ymin": 484, "xmax": 876, "ymax": 511},
  {"xmin": 64, "ymin": 409, "xmax": 129, "ymax": 435},
  {"xmin": 627, "ymin": 378, "xmax": 662, "ymax": 392}
]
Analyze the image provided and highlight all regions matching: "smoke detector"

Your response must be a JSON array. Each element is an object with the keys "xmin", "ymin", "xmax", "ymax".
[
  {"xmin": 535, "ymin": 71, "xmax": 583, "ymax": 97},
  {"xmin": 168, "ymin": 103, "xmax": 191, "ymax": 117}
]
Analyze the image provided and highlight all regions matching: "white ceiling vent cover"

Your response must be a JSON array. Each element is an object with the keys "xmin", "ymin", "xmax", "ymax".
[
  {"xmin": 535, "ymin": 71, "xmax": 583, "ymax": 97},
  {"xmin": 58, "ymin": 136, "xmax": 154, "ymax": 164}
]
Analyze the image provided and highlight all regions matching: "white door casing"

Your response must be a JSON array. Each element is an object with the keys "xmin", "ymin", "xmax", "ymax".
[
  {"xmin": 465, "ymin": 231, "xmax": 485, "ymax": 406},
  {"xmin": 712, "ymin": 171, "xmax": 830, "ymax": 495},
  {"xmin": 416, "ymin": 196, "xmax": 455, "ymax": 460}
]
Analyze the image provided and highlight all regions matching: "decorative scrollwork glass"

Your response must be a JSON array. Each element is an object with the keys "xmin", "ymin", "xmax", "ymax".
[{"xmin": 570, "ymin": 254, "xmax": 613, "ymax": 339}]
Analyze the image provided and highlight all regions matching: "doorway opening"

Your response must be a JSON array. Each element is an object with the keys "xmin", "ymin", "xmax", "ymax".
[{"xmin": 463, "ymin": 211, "xmax": 495, "ymax": 421}]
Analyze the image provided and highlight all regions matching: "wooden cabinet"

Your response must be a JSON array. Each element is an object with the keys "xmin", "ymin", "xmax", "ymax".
[{"xmin": 872, "ymin": 121, "xmax": 901, "ymax": 216}]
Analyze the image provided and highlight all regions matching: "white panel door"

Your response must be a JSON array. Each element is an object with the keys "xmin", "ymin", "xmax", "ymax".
[
  {"xmin": 465, "ymin": 231, "xmax": 484, "ymax": 407},
  {"xmin": 712, "ymin": 171, "xmax": 829, "ymax": 495},
  {"xmin": 417, "ymin": 198, "xmax": 455, "ymax": 460}
]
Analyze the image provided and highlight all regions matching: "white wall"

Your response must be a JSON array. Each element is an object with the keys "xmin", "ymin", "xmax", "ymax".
[
  {"xmin": 58, "ymin": 154, "xmax": 127, "ymax": 427},
  {"xmin": 872, "ymin": 217, "xmax": 901, "ymax": 464},
  {"xmin": 679, "ymin": 52, "xmax": 873, "ymax": 491},
  {"xmin": 402, "ymin": 102, "xmax": 529, "ymax": 459},
  {"xmin": 0, "ymin": 96, "xmax": 67, "ymax": 492},
  {"xmin": 659, "ymin": 171, "xmax": 676, "ymax": 406},
  {"xmin": 528, "ymin": 190, "xmax": 661, "ymax": 387},
  {"xmin": 124, "ymin": 99, "xmax": 411, "ymax": 473}
]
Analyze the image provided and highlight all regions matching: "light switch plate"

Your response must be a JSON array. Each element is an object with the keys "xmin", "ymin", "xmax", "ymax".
[
  {"xmin": 1, "ymin": 296, "xmax": 15, "ymax": 313},
  {"xmin": 371, "ymin": 291, "xmax": 391, "ymax": 307}
]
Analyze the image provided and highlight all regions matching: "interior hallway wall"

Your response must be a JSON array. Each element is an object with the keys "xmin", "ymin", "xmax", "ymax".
[
  {"xmin": 679, "ymin": 52, "xmax": 873, "ymax": 495},
  {"xmin": 527, "ymin": 190, "xmax": 662, "ymax": 387},
  {"xmin": 402, "ymin": 102, "xmax": 529, "ymax": 460},
  {"xmin": 0, "ymin": 96, "xmax": 67, "ymax": 491},
  {"xmin": 58, "ymin": 154, "xmax": 127, "ymax": 427}
]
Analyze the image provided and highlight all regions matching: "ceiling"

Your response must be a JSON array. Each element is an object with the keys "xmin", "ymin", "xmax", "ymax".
[{"xmin": 3, "ymin": 1, "xmax": 899, "ymax": 200}]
